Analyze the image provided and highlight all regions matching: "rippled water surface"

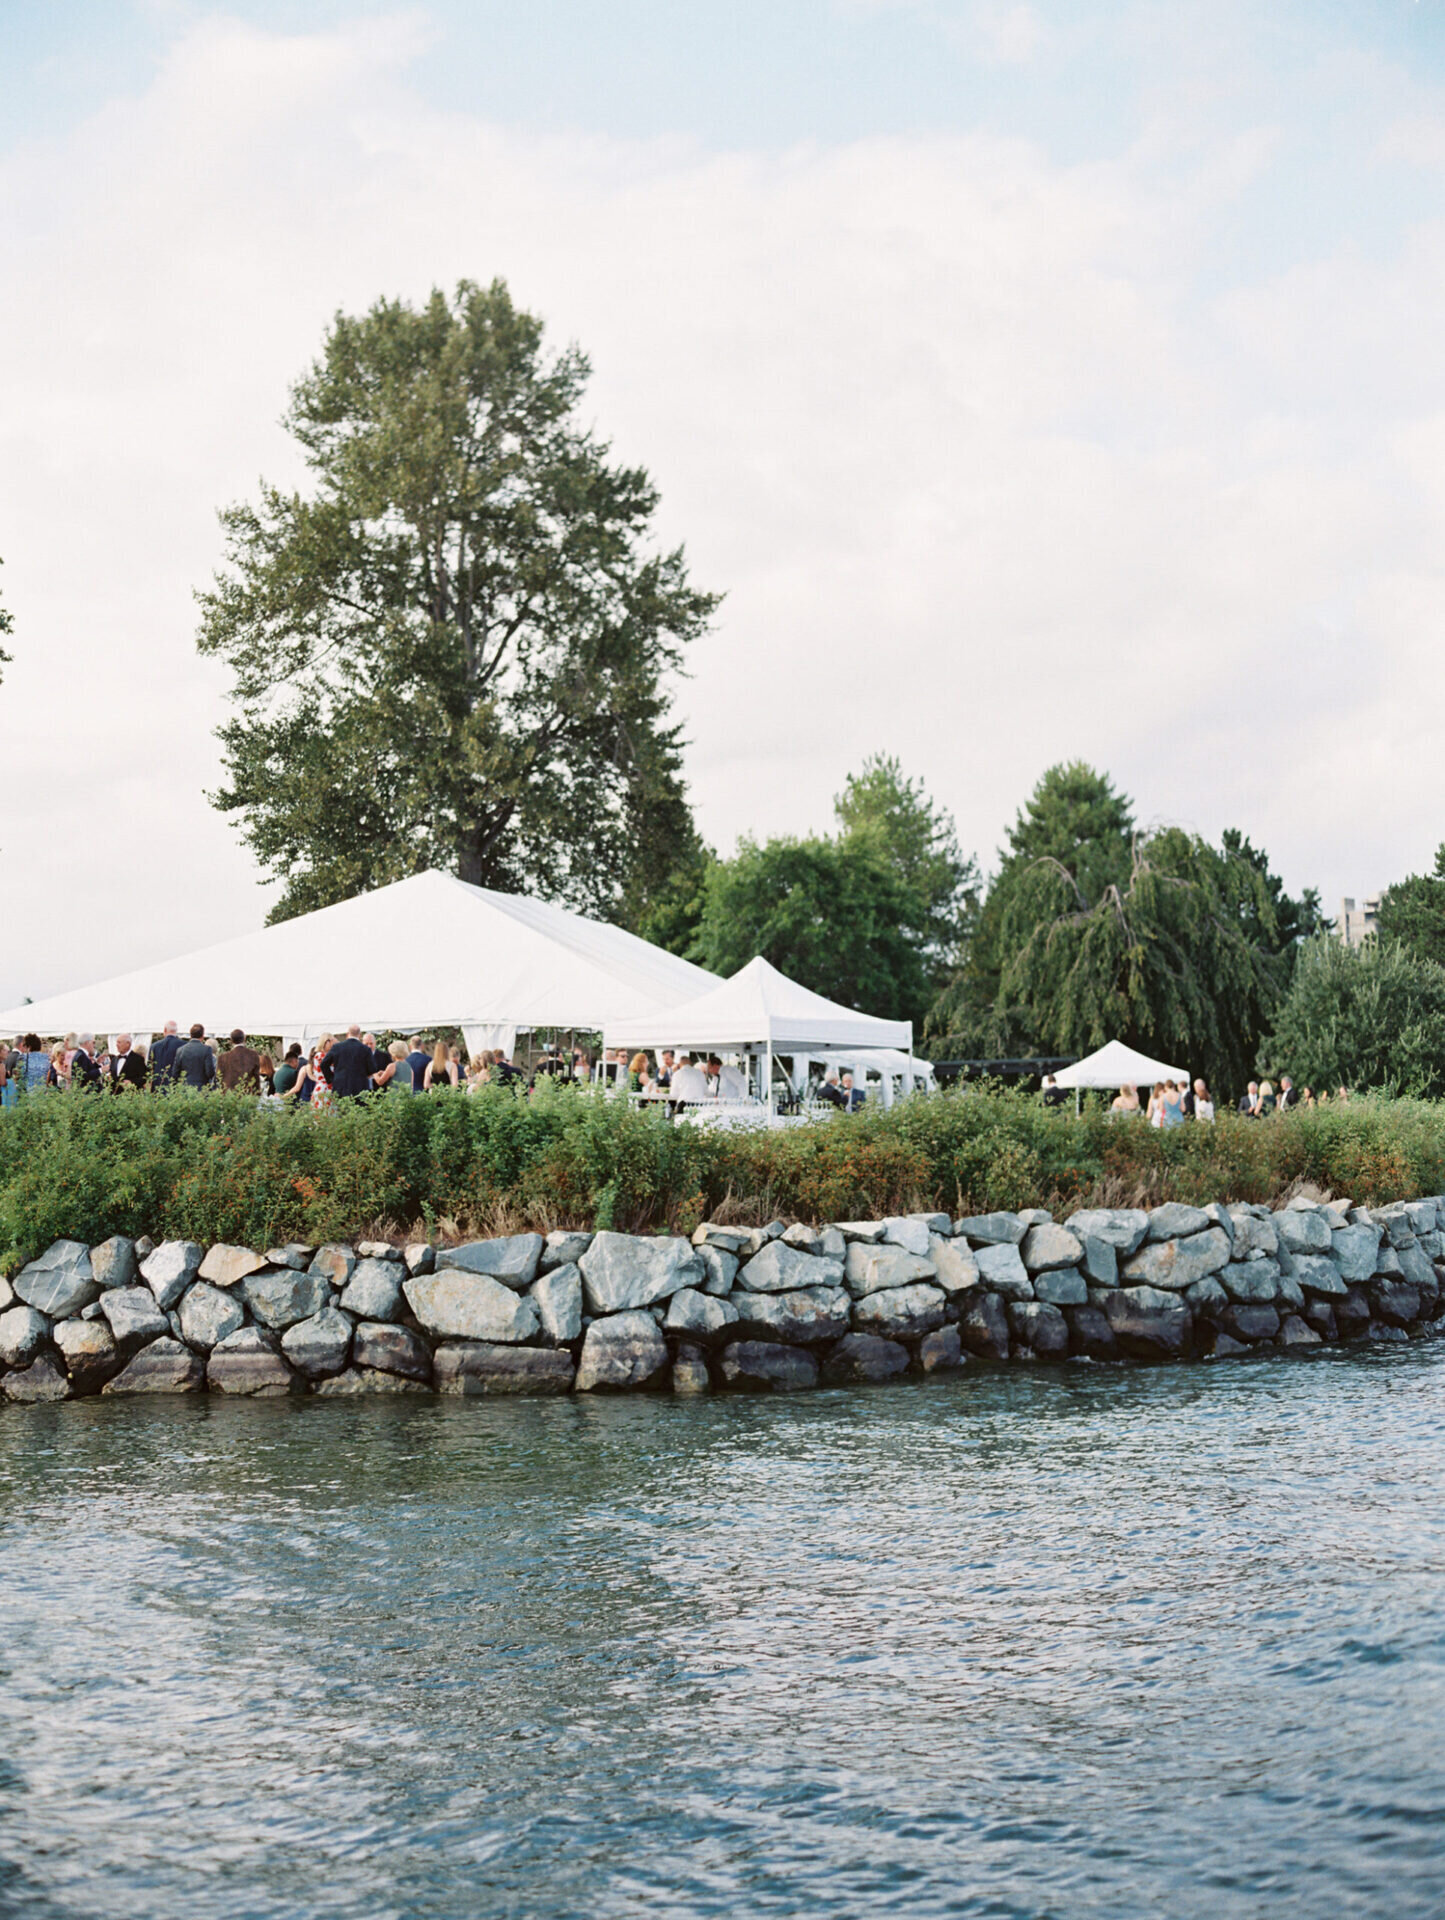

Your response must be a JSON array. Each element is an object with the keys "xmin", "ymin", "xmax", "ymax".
[{"xmin": 2, "ymin": 1346, "xmax": 1444, "ymax": 1918}]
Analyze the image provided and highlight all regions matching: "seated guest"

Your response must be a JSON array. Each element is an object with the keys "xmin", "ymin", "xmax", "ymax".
[
  {"xmin": 320, "ymin": 1025, "xmax": 376, "ymax": 1099},
  {"xmin": 818, "ymin": 1069, "xmax": 847, "ymax": 1109},
  {"xmin": 108, "ymin": 1032, "xmax": 147, "ymax": 1093},
  {"xmin": 174, "ymin": 1023, "xmax": 217, "ymax": 1090},
  {"xmin": 669, "ymin": 1054, "xmax": 711, "ymax": 1103},
  {"xmin": 218, "ymin": 1028, "xmax": 262, "ymax": 1093},
  {"xmin": 273, "ymin": 1044, "xmax": 303, "ymax": 1097},
  {"xmin": 149, "ymin": 1019, "xmax": 184, "ymax": 1090}
]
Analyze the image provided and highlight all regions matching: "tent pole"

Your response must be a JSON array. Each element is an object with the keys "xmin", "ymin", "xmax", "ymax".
[{"xmin": 765, "ymin": 1039, "xmax": 773, "ymax": 1120}]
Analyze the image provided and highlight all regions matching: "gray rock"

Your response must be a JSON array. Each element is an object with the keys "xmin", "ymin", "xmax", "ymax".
[
  {"xmin": 1279, "ymin": 1313, "xmax": 1322, "ymax": 1347},
  {"xmin": 1184, "ymin": 1276, "xmax": 1229, "ymax": 1316},
  {"xmin": 817, "ymin": 1226, "xmax": 847, "ymax": 1260},
  {"xmin": 1292, "ymin": 1255, "xmax": 1347, "ymax": 1298},
  {"xmin": 355, "ymin": 1240, "xmax": 401, "ymax": 1262},
  {"xmin": 834, "ymin": 1220, "xmax": 886, "ymax": 1243},
  {"xmin": 1020, "ymin": 1223, "xmax": 1083, "ymax": 1272},
  {"xmin": 671, "ymin": 1346, "xmax": 711, "ymax": 1395},
  {"xmin": 691, "ymin": 1223, "xmax": 751, "ymax": 1253},
  {"xmin": 1221, "ymin": 1260, "xmax": 1280, "ymax": 1303},
  {"xmin": 433, "ymin": 1342, "xmax": 576, "ymax": 1396},
  {"xmin": 404, "ymin": 1270, "xmax": 541, "ymax": 1344},
  {"xmin": 341, "ymin": 1258, "xmax": 405, "ymax": 1323},
  {"xmin": 1374, "ymin": 1247, "xmax": 1402, "ymax": 1277},
  {"xmin": 1208, "ymin": 1331, "xmax": 1252, "ymax": 1358},
  {"xmin": 351, "ymin": 1322, "xmax": 431, "ymax": 1381},
  {"xmin": 1418, "ymin": 1230, "xmax": 1443, "ymax": 1260},
  {"xmin": 842, "ymin": 1242, "xmax": 935, "ymax": 1298},
  {"xmin": 1147, "ymin": 1203, "xmax": 1212, "ymax": 1242},
  {"xmin": 1336, "ymin": 1288, "xmax": 1372, "ymax": 1335},
  {"xmin": 1065, "ymin": 1208, "xmax": 1149, "ymax": 1255},
  {"xmin": 823, "ymin": 1332, "xmax": 910, "ymax": 1383},
  {"xmin": 530, "ymin": 1264, "xmax": 583, "ymax": 1344},
  {"xmin": 403, "ymin": 1242, "xmax": 435, "ymax": 1277},
  {"xmin": 207, "ymin": 1327, "xmax": 297, "ymax": 1396},
  {"xmin": 663, "ymin": 1287, "xmax": 740, "ymax": 1343},
  {"xmin": 140, "ymin": 1241, "xmax": 205, "ymax": 1310},
  {"xmin": 954, "ymin": 1212, "xmax": 1026, "ymax": 1246},
  {"xmin": 176, "ymin": 1281, "xmax": 246, "ymax": 1352},
  {"xmin": 1202, "ymin": 1203, "xmax": 1234, "ymax": 1240},
  {"xmin": 1066, "ymin": 1304, "xmax": 1119, "ymax": 1359},
  {"xmin": 880, "ymin": 1216, "xmax": 931, "ymax": 1256},
  {"xmin": 134, "ymin": 1235, "xmax": 156, "ymax": 1259},
  {"xmin": 1330, "ymin": 1223, "xmax": 1380, "ymax": 1282},
  {"xmin": 280, "ymin": 1307, "xmax": 353, "ymax": 1378},
  {"xmin": 0, "ymin": 1276, "xmax": 11, "ymax": 1313},
  {"xmin": 1376, "ymin": 1207, "xmax": 1416, "ymax": 1250},
  {"xmin": 1228, "ymin": 1210, "xmax": 1278, "ymax": 1258},
  {"xmin": 435, "ymin": 1233, "xmax": 544, "ymax": 1289},
  {"xmin": 918, "ymin": 1325, "xmax": 965, "ymax": 1372},
  {"xmin": 731, "ymin": 1286, "xmax": 849, "ymax": 1345},
  {"xmin": 1033, "ymin": 1267, "xmax": 1088, "ymax": 1306},
  {"xmin": 14, "ymin": 1240, "xmax": 99, "ymax": 1320},
  {"xmin": 264, "ymin": 1243, "xmax": 315, "ymax": 1271},
  {"xmin": 198, "ymin": 1244, "xmax": 268, "ymax": 1288},
  {"xmin": 1367, "ymin": 1323, "xmax": 1411, "ymax": 1344},
  {"xmin": 80, "ymin": 1299, "xmax": 104, "ymax": 1321},
  {"xmin": 973, "ymin": 1241, "xmax": 1033, "ymax": 1300},
  {"xmin": 745, "ymin": 1241, "xmax": 846, "ymax": 1294},
  {"xmin": 578, "ymin": 1232, "xmax": 702, "ymax": 1314},
  {"xmin": 540, "ymin": 1230, "xmax": 592, "ymax": 1272},
  {"xmin": 719, "ymin": 1340, "xmax": 818, "ymax": 1392},
  {"xmin": 1397, "ymin": 1241, "xmax": 1436, "ymax": 1290},
  {"xmin": 1277, "ymin": 1271, "xmax": 1308, "ymax": 1310},
  {"xmin": 240, "ymin": 1267, "xmax": 330, "ymax": 1333},
  {"xmin": 99, "ymin": 1287, "xmax": 169, "ymax": 1350},
  {"xmin": 927, "ymin": 1234, "xmax": 980, "ymax": 1294},
  {"xmin": 1406, "ymin": 1199, "xmax": 1438, "ymax": 1236},
  {"xmin": 1370, "ymin": 1280, "xmax": 1422, "ymax": 1327},
  {"xmin": 90, "ymin": 1236, "xmax": 138, "ymax": 1290},
  {"xmin": 781, "ymin": 1222, "xmax": 823, "ymax": 1252},
  {"xmin": 911, "ymin": 1211, "xmax": 954, "ymax": 1235},
  {"xmin": 103, "ymin": 1336, "xmax": 205, "ymax": 1394},
  {"xmin": 958, "ymin": 1290, "xmax": 1010, "ymax": 1360},
  {"xmin": 1077, "ymin": 1234, "xmax": 1118, "ymax": 1287},
  {"xmin": 574, "ymin": 1310, "xmax": 669, "ymax": 1391},
  {"xmin": 53, "ymin": 1318, "xmax": 120, "ymax": 1394},
  {"xmin": 744, "ymin": 1221, "xmax": 788, "ymax": 1255},
  {"xmin": 1121, "ymin": 1227, "xmax": 1230, "ymax": 1291},
  {"xmin": 316, "ymin": 1367, "xmax": 429, "ymax": 1395},
  {"xmin": 1101, "ymin": 1286, "xmax": 1192, "ymax": 1358},
  {"xmin": 0, "ymin": 1304, "xmax": 50, "ymax": 1367},
  {"xmin": 1007, "ymin": 1299, "xmax": 1069, "ymax": 1357},
  {"xmin": 852, "ymin": 1282, "xmax": 947, "ymax": 1341},
  {"xmin": 167, "ymin": 1310, "xmax": 186, "ymax": 1342},
  {"xmin": 695, "ymin": 1245, "xmax": 739, "ymax": 1296},
  {"xmin": 309, "ymin": 1245, "xmax": 356, "ymax": 1288},
  {"xmin": 1018, "ymin": 1208, "xmax": 1052, "ymax": 1227},
  {"xmin": 1224, "ymin": 1303, "xmax": 1280, "ymax": 1343},
  {"xmin": 1275, "ymin": 1210, "xmax": 1332, "ymax": 1256},
  {"xmin": 4, "ymin": 1356, "xmax": 70, "ymax": 1402},
  {"xmin": 1302, "ymin": 1299, "xmax": 1337, "ymax": 1339}
]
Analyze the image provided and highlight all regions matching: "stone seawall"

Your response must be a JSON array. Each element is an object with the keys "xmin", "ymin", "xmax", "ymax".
[{"xmin": 2, "ymin": 1194, "xmax": 1442, "ymax": 1403}]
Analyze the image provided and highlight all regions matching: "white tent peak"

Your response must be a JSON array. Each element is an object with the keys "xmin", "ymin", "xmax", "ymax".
[
  {"xmin": 1053, "ymin": 1039, "xmax": 1190, "ymax": 1089},
  {"xmin": 608, "ymin": 953, "xmax": 912, "ymax": 1053}
]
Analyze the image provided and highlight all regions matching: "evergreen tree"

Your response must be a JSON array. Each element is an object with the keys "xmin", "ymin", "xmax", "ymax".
[
  {"xmin": 1375, "ymin": 847, "xmax": 1445, "ymax": 969},
  {"xmin": 1261, "ymin": 934, "xmax": 1445, "ymax": 1097}
]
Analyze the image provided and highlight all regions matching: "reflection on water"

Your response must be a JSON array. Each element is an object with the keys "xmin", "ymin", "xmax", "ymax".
[{"xmin": 1, "ymin": 1347, "xmax": 1443, "ymax": 1917}]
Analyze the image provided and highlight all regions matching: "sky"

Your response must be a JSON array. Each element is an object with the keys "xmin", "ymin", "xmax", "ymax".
[{"xmin": 4, "ymin": 0, "xmax": 1445, "ymax": 1006}]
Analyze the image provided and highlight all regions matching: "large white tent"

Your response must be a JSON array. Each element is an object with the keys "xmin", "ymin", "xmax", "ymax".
[
  {"xmin": 606, "ymin": 955, "xmax": 912, "ymax": 1055},
  {"xmin": 1053, "ymin": 1040, "xmax": 1190, "ymax": 1088},
  {"xmin": 0, "ymin": 870, "xmax": 721, "ymax": 1045}
]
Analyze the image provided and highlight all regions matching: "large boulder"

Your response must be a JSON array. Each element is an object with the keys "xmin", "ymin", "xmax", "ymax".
[
  {"xmin": 574, "ymin": 1310, "xmax": 669, "ymax": 1391},
  {"xmin": 743, "ymin": 1240, "xmax": 845, "ymax": 1294},
  {"xmin": 695, "ymin": 1246, "xmax": 739, "ymax": 1296},
  {"xmin": 852, "ymin": 1282, "xmax": 947, "ymax": 1341},
  {"xmin": 280, "ymin": 1307, "xmax": 353, "ymax": 1378},
  {"xmin": 822, "ymin": 1332, "xmax": 910, "ymax": 1383},
  {"xmin": 265, "ymin": 1243, "xmax": 315, "ymax": 1271},
  {"xmin": 1228, "ymin": 1211, "xmax": 1278, "ymax": 1258},
  {"xmin": 842, "ymin": 1243, "xmax": 935, "ymax": 1299},
  {"xmin": 404, "ymin": 1271, "xmax": 541, "ymax": 1344},
  {"xmin": 1370, "ymin": 1280, "xmax": 1422, "ymax": 1327},
  {"xmin": 316, "ymin": 1367, "xmax": 429, "ymax": 1395},
  {"xmin": 692, "ymin": 1223, "xmax": 752, "ymax": 1254},
  {"xmin": 1146, "ymin": 1203, "xmax": 1211, "ymax": 1242},
  {"xmin": 177, "ymin": 1281, "xmax": 246, "ymax": 1351},
  {"xmin": 1221, "ymin": 1260, "xmax": 1280, "ymax": 1304},
  {"xmin": 1065, "ymin": 1209, "xmax": 1149, "ymax": 1255},
  {"xmin": 13, "ymin": 1241, "xmax": 99, "ymax": 1320},
  {"xmin": 954, "ymin": 1212, "xmax": 1026, "ymax": 1246},
  {"xmin": 53, "ymin": 1317, "xmax": 120, "ymax": 1394},
  {"xmin": 90, "ymin": 1236, "xmax": 139, "ymax": 1290},
  {"xmin": 4, "ymin": 1356, "xmax": 71, "ymax": 1402},
  {"xmin": 1223, "ymin": 1303, "xmax": 1280, "ymax": 1343},
  {"xmin": 240, "ymin": 1268, "xmax": 330, "ymax": 1333},
  {"xmin": 103, "ymin": 1337, "xmax": 205, "ymax": 1394},
  {"xmin": 730, "ymin": 1286, "xmax": 849, "ymax": 1345},
  {"xmin": 435, "ymin": 1234, "xmax": 544, "ymax": 1290},
  {"xmin": 99, "ymin": 1287, "xmax": 170, "ymax": 1351},
  {"xmin": 1077, "ymin": 1235, "xmax": 1118, "ymax": 1287},
  {"xmin": 958, "ymin": 1291, "xmax": 1010, "ymax": 1360},
  {"xmin": 1184, "ymin": 1276, "xmax": 1229, "ymax": 1317},
  {"xmin": 403, "ymin": 1243, "xmax": 435, "ymax": 1278},
  {"xmin": 1101, "ymin": 1285, "xmax": 1192, "ymax": 1358},
  {"xmin": 341, "ymin": 1258, "xmax": 405, "ymax": 1323},
  {"xmin": 198, "ymin": 1244, "xmax": 268, "ymax": 1289},
  {"xmin": 1032, "ymin": 1268, "xmax": 1087, "ymax": 1306},
  {"xmin": 1397, "ymin": 1241, "xmax": 1437, "ymax": 1291},
  {"xmin": 1121, "ymin": 1228, "xmax": 1230, "ymax": 1291},
  {"xmin": 663, "ymin": 1288, "xmax": 740, "ymax": 1344},
  {"xmin": 433, "ymin": 1342, "xmax": 575, "ymax": 1396},
  {"xmin": 1066, "ymin": 1304, "xmax": 1119, "ymax": 1360},
  {"xmin": 1292, "ymin": 1255, "xmax": 1347, "ymax": 1299},
  {"xmin": 927, "ymin": 1235, "xmax": 980, "ymax": 1294},
  {"xmin": 530, "ymin": 1264, "xmax": 583, "ymax": 1344},
  {"xmin": 355, "ymin": 1241, "xmax": 402, "ymax": 1262},
  {"xmin": 207, "ymin": 1327, "xmax": 297, "ymax": 1395},
  {"xmin": 140, "ymin": 1241, "xmax": 205, "ymax": 1310},
  {"xmin": 578, "ymin": 1233, "xmax": 702, "ymax": 1315},
  {"xmin": 1274, "ymin": 1210, "xmax": 1332, "ymax": 1256},
  {"xmin": 918, "ymin": 1325, "xmax": 966, "ymax": 1372},
  {"xmin": 672, "ymin": 1345, "xmax": 711, "ymax": 1396},
  {"xmin": 1020, "ymin": 1223, "xmax": 1083, "ymax": 1272},
  {"xmin": 0, "ymin": 1304, "xmax": 50, "ymax": 1368},
  {"xmin": 309, "ymin": 1245, "xmax": 356, "ymax": 1288},
  {"xmin": 1279, "ymin": 1314, "xmax": 1322, "ymax": 1348},
  {"xmin": 1007, "ymin": 1300, "xmax": 1069, "ymax": 1357},
  {"xmin": 351, "ymin": 1322, "xmax": 431, "ymax": 1381},
  {"xmin": 1330, "ymin": 1223, "xmax": 1380, "ymax": 1283},
  {"xmin": 1336, "ymin": 1288, "xmax": 1372, "ymax": 1336},
  {"xmin": 541, "ymin": 1230, "xmax": 593, "ymax": 1272},
  {"xmin": 879, "ymin": 1216, "xmax": 931, "ymax": 1256},
  {"xmin": 718, "ymin": 1341, "xmax": 818, "ymax": 1392},
  {"xmin": 973, "ymin": 1242, "xmax": 1033, "ymax": 1300}
]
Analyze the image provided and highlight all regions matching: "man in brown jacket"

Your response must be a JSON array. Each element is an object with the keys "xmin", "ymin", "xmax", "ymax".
[{"xmin": 218, "ymin": 1028, "xmax": 262, "ymax": 1093}]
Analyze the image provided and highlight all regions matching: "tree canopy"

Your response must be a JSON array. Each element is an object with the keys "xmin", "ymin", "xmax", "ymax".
[
  {"xmin": 1260, "ymin": 934, "xmax": 1445, "ymax": 1098},
  {"xmin": 197, "ymin": 279, "xmax": 716, "ymax": 923},
  {"xmin": 1375, "ymin": 846, "xmax": 1445, "ymax": 969}
]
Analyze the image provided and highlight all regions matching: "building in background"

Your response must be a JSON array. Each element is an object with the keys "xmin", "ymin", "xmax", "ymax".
[{"xmin": 1337, "ymin": 896, "xmax": 1379, "ymax": 948}]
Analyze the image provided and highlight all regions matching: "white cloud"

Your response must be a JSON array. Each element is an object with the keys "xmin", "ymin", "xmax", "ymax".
[{"xmin": 1, "ymin": 11, "xmax": 1442, "ymax": 1006}]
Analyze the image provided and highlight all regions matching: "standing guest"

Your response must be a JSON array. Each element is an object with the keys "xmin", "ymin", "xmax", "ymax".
[
  {"xmin": 1190, "ymin": 1077, "xmax": 1215, "ymax": 1123},
  {"xmin": 70, "ymin": 1033, "xmax": 103, "ymax": 1091},
  {"xmin": 21, "ymin": 1035, "xmax": 49, "ymax": 1095},
  {"xmin": 218, "ymin": 1028, "xmax": 262, "ymax": 1093},
  {"xmin": 0, "ymin": 1051, "xmax": 11, "ymax": 1110},
  {"xmin": 363, "ymin": 1033, "xmax": 390, "ymax": 1077},
  {"xmin": 61, "ymin": 1033, "xmax": 79, "ymax": 1082},
  {"xmin": 818, "ymin": 1069, "xmax": 847, "ymax": 1109},
  {"xmin": 149, "ymin": 1019, "xmax": 184, "ymax": 1089},
  {"xmin": 627, "ymin": 1051, "xmax": 650, "ymax": 1092},
  {"xmin": 321, "ymin": 1025, "xmax": 377, "ymax": 1099},
  {"xmin": 423, "ymin": 1040, "xmax": 460, "ymax": 1091},
  {"xmin": 841, "ymin": 1071, "xmax": 866, "ymax": 1113},
  {"xmin": 464, "ymin": 1054, "xmax": 488, "ymax": 1093},
  {"xmin": 669, "ymin": 1054, "xmax": 711, "ymax": 1104},
  {"xmin": 292, "ymin": 1047, "xmax": 322, "ymax": 1108},
  {"xmin": 256, "ymin": 1053, "xmax": 276, "ymax": 1098},
  {"xmin": 1160, "ymin": 1080, "xmax": 1185, "ymax": 1128},
  {"xmin": 1238, "ymin": 1081, "xmax": 1260, "ymax": 1117},
  {"xmin": 711, "ymin": 1054, "xmax": 749, "ymax": 1100},
  {"xmin": 374, "ymin": 1040, "xmax": 413, "ymax": 1092},
  {"xmin": 47, "ymin": 1044, "xmax": 66, "ymax": 1088},
  {"xmin": 405, "ymin": 1035, "xmax": 431, "ymax": 1095},
  {"xmin": 273, "ymin": 1044, "xmax": 303, "ymax": 1097},
  {"xmin": 1257, "ymin": 1079, "xmax": 1277, "ymax": 1115},
  {"xmin": 1301, "ymin": 1086, "xmax": 1316, "ymax": 1107},
  {"xmin": 1147, "ymin": 1085, "xmax": 1164, "ymax": 1127},
  {"xmin": 108, "ymin": 1033, "xmax": 147, "ymax": 1093},
  {"xmin": 657, "ymin": 1049, "xmax": 676, "ymax": 1090},
  {"xmin": 1110, "ymin": 1083, "xmax": 1141, "ymax": 1115},
  {"xmin": 1336, "ymin": 1085, "xmax": 1351, "ymax": 1104},
  {"xmin": 1317, "ymin": 1089, "xmax": 1331, "ymax": 1106},
  {"xmin": 494, "ymin": 1052, "xmax": 525, "ymax": 1089},
  {"xmin": 2, "ymin": 1038, "xmax": 18, "ymax": 1078},
  {"xmin": 174, "ymin": 1023, "xmax": 217, "ymax": 1090},
  {"xmin": 1278, "ymin": 1074, "xmax": 1300, "ymax": 1111},
  {"xmin": 1041, "ymin": 1073, "xmax": 1068, "ymax": 1109}
]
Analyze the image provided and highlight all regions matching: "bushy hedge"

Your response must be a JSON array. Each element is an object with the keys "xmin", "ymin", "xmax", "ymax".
[{"xmin": 3, "ymin": 1082, "xmax": 1445, "ymax": 1273}]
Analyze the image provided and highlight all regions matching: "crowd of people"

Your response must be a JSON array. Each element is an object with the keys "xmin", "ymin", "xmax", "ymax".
[{"xmin": 1037, "ymin": 1069, "xmax": 1352, "ymax": 1126}]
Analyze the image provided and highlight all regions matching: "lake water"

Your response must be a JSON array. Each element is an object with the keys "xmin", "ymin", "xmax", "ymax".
[{"xmin": 2, "ymin": 1346, "xmax": 1443, "ymax": 1918}]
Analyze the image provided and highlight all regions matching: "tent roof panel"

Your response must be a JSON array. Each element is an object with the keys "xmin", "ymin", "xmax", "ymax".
[{"xmin": 607, "ymin": 955, "xmax": 912, "ymax": 1053}]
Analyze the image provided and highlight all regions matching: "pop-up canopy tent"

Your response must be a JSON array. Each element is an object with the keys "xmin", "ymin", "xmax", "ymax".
[
  {"xmin": 1053, "ymin": 1040, "xmax": 1190, "ymax": 1089},
  {"xmin": 0, "ymin": 870, "xmax": 721, "ymax": 1050},
  {"xmin": 605, "ymin": 955, "xmax": 915, "ymax": 1108}
]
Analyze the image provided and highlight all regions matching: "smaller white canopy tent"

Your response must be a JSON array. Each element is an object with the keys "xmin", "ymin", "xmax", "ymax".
[{"xmin": 1053, "ymin": 1040, "xmax": 1190, "ymax": 1089}]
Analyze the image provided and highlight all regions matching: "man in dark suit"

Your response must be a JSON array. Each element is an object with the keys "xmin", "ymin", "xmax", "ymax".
[
  {"xmin": 218, "ymin": 1028, "xmax": 262, "ymax": 1093},
  {"xmin": 174, "ymin": 1024, "xmax": 217, "ymax": 1090},
  {"xmin": 149, "ymin": 1020, "xmax": 184, "ymax": 1090},
  {"xmin": 405, "ymin": 1035, "xmax": 430, "ymax": 1095},
  {"xmin": 108, "ymin": 1033, "xmax": 147, "ymax": 1092},
  {"xmin": 321, "ymin": 1025, "xmax": 375, "ymax": 1099},
  {"xmin": 71, "ymin": 1033, "xmax": 103, "ymax": 1090},
  {"xmin": 364, "ymin": 1033, "xmax": 391, "ymax": 1076}
]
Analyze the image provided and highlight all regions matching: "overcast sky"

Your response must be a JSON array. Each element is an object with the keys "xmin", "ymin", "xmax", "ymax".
[{"xmin": 4, "ymin": 0, "xmax": 1445, "ymax": 1007}]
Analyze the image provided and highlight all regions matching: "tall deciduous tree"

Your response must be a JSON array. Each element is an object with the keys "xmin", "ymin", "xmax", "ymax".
[
  {"xmin": 1376, "ymin": 847, "xmax": 1445, "ymax": 969},
  {"xmin": 197, "ymin": 280, "xmax": 717, "ymax": 923}
]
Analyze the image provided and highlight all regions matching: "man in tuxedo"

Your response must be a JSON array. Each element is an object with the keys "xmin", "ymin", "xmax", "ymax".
[
  {"xmin": 1278, "ymin": 1075, "xmax": 1300, "ymax": 1112},
  {"xmin": 320, "ymin": 1025, "xmax": 375, "ymax": 1099},
  {"xmin": 149, "ymin": 1019, "xmax": 184, "ymax": 1089},
  {"xmin": 108, "ymin": 1033, "xmax": 147, "ymax": 1092},
  {"xmin": 71, "ymin": 1033, "xmax": 103, "ymax": 1091},
  {"xmin": 218, "ymin": 1028, "xmax": 262, "ymax": 1093}
]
